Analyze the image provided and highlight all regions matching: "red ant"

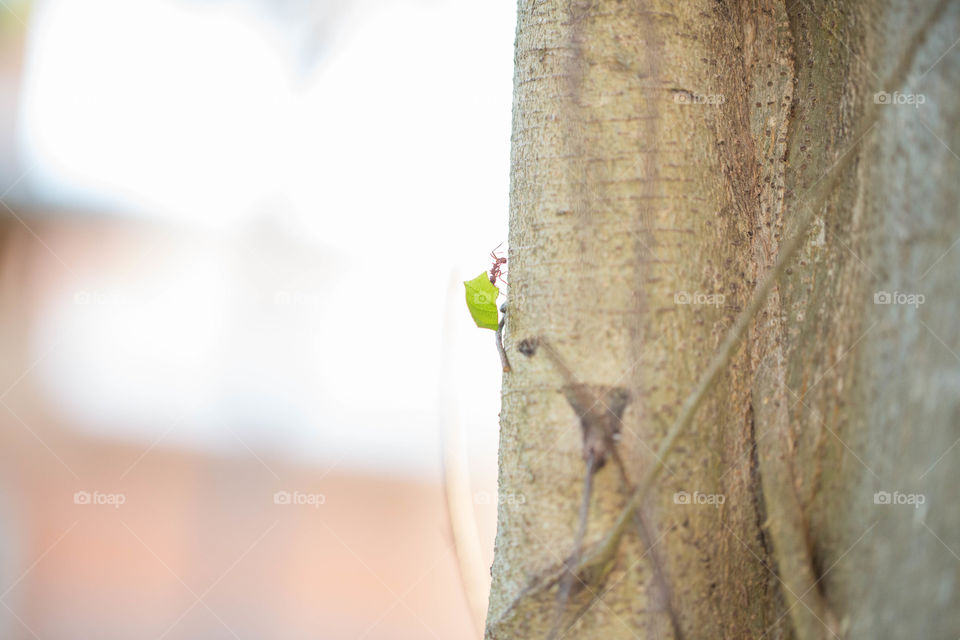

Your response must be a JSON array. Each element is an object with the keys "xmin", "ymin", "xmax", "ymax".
[{"xmin": 489, "ymin": 243, "xmax": 508, "ymax": 286}]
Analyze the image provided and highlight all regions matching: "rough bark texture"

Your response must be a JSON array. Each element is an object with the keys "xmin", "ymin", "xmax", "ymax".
[{"xmin": 488, "ymin": 0, "xmax": 960, "ymax": 638}]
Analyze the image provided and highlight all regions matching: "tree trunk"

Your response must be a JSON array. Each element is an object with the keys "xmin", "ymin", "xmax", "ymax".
[{"xmin": 486, "ymin": 1, "xmax": 960, "ymax": 638}]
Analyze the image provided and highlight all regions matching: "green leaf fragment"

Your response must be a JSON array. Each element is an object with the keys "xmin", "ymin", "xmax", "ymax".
[{"xmin": 464, "ymin": 272, "xmax": 500, "ymax": 330}]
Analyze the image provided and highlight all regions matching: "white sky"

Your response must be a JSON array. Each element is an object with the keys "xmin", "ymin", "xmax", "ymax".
[{"xmin": 18, "ymin": 0, "xmax": 516, "ymax": 478}]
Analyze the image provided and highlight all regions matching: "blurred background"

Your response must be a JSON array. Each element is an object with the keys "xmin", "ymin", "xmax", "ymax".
[{"xmin": 0, "ymin": 0, "xmax": 514, "ymax": 637}]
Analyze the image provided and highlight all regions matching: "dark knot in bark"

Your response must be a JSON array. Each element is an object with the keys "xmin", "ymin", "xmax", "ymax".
[{"xmin": 562, "ymin": 384, "xmax": 630, "ymax": 469}]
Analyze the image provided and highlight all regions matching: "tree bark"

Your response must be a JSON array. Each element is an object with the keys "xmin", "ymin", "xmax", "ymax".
[{"xmin": 487, "ymin": 1, "xmax": 960, "ymax": 638}]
